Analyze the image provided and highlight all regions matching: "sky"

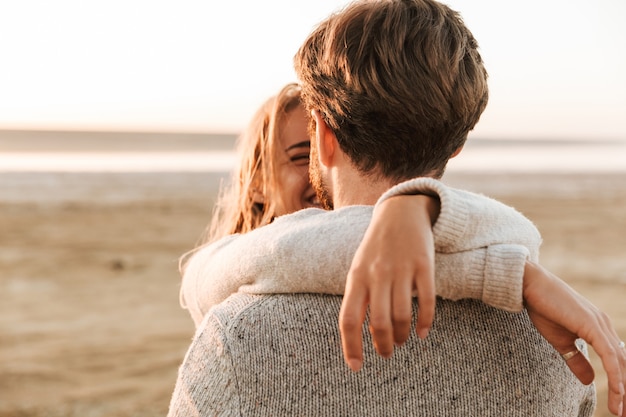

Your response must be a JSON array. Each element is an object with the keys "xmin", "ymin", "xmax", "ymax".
[{"xmin": 0, "ymin": 0, "xmax": 625, "ymax": 140}]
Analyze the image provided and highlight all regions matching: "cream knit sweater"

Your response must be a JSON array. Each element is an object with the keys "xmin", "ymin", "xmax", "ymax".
[{"xmin": 181, "ymin": 178, "xmax": 539, "ymax": 327}]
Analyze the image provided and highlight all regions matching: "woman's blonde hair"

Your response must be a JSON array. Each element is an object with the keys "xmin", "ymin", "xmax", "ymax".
[
  {"xmin": 179, "ymin": 83, "xmax": 302, "ymax": 274},
  {"xmin": 205, "ymin": 83, "xmax": 302, "ymax": 243}
]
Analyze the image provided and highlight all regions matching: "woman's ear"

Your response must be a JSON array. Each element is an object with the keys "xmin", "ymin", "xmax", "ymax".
[
  {"xmin": 451, "ymin": 145, "xmax": 464, "ymax": 158},
  {"xmin": 250, "ymin": 176, "xmax": 265, "ymax": 204},
  {"xmin": 251, "ymin": 188, "xmax": 265, "ymax": 204},
  {"xmin": 312, "ymin": 110, "xmax": 337, "ymax": 167}
]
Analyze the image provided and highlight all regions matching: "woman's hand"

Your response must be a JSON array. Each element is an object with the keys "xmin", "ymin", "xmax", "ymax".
[
  {"xmin": 339, "ymin": 194, "xmax": 439, "ymax": 371},
  {"xmin": 523, "ymin": 261, "xmax": 626, "ymax": 417}
]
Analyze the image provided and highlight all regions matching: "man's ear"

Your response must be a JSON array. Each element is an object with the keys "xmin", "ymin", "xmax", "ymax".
[
  {"xmin": 451, "ymin": 145, "xmax": 464, "ymax": 158},
  {"xmin": 312, "ymin": 110, "xmax": 337, "ymax": 167}
]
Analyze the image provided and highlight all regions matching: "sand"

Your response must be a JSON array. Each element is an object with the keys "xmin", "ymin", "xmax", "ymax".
[{"xmin": 1, "ymin": 170, "xmax": 625, "ymax": 417}]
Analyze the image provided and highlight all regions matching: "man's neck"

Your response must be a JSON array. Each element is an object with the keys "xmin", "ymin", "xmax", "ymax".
[
  {"xmin": 326, "ymin": 145, "xmax": 437, "ymax": 208},
  {"xmin": 331, "ymin": 169, "xmax": 439, "ymax": 208},
  {"xmin": 332, "ymin": 171, "xmax": 397, "ymax": 208}
]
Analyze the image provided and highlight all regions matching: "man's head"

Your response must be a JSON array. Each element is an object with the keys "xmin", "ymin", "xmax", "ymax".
[{"xmin": 295, "ymin": 0, "xmax": 489, "ymax": 185}]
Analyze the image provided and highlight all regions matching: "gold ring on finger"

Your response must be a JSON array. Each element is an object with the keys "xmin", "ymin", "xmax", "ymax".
[{"xmin": 561, "ymin": 349, "xmax": 580, "ymax": 361}]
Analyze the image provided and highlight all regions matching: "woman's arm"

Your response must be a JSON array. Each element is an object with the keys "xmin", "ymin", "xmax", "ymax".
[{"xmin": 181, "ymin": 179, "xmax": 537, "ymax": 328}]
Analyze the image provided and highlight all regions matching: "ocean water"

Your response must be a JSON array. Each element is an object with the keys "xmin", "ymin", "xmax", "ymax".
[
  {"xmin": 448, "ymin": 139, "xmax": 626, "ymax": 173},
  {"xmin": 1, "ymin": 131, "xmax": 625, "ymax": 203},
  {"xmin": 1, "ymin": 133, "xmax": 624, "ymax": 173}
]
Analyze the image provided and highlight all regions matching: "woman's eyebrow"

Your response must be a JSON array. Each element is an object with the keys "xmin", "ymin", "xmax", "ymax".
[{"xmin": 285, "ymin": 140, "xmax": 311, "ymax": 152}]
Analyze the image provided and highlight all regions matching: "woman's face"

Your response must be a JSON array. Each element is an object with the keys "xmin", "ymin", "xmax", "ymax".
[{"xmin": 273, "ymin": 104, "xmax": 320, "ymax": 216}]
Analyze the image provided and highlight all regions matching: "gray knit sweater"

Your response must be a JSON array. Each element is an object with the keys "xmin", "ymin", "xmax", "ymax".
[
  {"xmin": 169, "ymin": 294, "xmax": 594, "ymax": 416},
  {"xmin": 169, "ymin": 178, "xmax": 596, "ymax": 416}
]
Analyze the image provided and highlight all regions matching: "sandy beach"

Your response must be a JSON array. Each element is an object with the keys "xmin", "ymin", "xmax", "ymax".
[{"xmin": 1, "ymin": 164, "xmax": 625, "ymax": 416}]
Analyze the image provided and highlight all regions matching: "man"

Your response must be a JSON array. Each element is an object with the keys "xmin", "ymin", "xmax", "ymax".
[{"xmin": 168, "ymin": 1, "xmax": 625, "ymax": 415}]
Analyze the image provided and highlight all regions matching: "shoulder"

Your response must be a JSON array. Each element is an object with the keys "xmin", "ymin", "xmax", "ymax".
[{"xmin": 204, "ymin": 292, "xmax": 343, "ymax": 334}]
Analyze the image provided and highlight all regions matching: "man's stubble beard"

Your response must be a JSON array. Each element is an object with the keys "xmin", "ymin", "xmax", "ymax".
[{"xmin": 309, "ymin": 142, "xmax": 334, "ymax": 211}]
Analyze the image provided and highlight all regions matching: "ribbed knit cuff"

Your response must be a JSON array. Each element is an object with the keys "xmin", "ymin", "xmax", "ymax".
[
  {"xmin": 434, "ymin": 249, "xmax": 487, "ymax": 302},
  {"xmin": 482, "ymin": 244, "xmax": 529, "ymax": 313}
]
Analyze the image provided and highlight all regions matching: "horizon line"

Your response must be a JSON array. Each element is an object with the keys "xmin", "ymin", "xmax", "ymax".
[{"xmin": 0, "ymin": 128, "xmax": 624, "ymax": 145}]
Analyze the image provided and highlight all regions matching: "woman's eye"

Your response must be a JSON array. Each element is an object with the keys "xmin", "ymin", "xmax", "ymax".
[{"xmin": 290, "ymin": 154, "xmax": 310, "ymax": 165}]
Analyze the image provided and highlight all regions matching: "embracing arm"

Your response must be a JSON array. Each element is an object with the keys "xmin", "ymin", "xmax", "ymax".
[
  {"xmin": 179, "ymin": 207, "xmax": 370, "ymax": 327},
  {"xmin": 181, "ymin": 178, "xmax": 536, "ymax": 328}
]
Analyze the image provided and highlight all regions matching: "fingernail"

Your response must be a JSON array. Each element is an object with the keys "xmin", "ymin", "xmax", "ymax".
[
  {"xmin": 348, "ymin": 359, "xmax": 362, "ymax": 372},
  {"xmin": 619, "ymin": 382, "xmax": 625, "ymax": 396},
  {"xmin": 618, "ymin": 400, "xmax": 622, "ymax": 417},
  {"xmin": 417, "ymin": 327, "xmax": 430, "ymax": 340}
]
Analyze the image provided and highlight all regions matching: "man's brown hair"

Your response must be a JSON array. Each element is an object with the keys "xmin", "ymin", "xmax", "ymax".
[{"xmin": 294, "ymin": 0, "xmax": 489, "ymax": 181}]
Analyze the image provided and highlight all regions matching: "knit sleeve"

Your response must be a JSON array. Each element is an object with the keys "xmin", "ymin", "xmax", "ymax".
[
  {"xmin": 376, "ymin": 177, "xmax": 542, "ymax": 312},
  {"xmin": 180, "ymin": 207, "xmax": 371, "ymax": 327},
  {"xmin": 377, "ymin": 178, "xmax": 541, "ymax": 254},
  {"xmin": 435, "ymin": 245, "xmax": 528, "ymax": 312}
]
